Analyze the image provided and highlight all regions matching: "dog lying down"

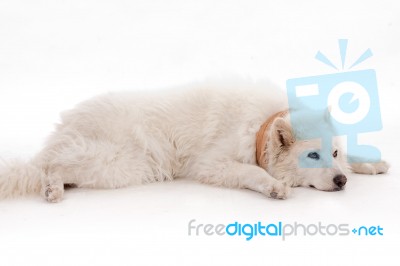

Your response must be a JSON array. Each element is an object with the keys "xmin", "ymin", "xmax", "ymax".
[{"xmin": 0, "ymin": 80, "xmax": 389, "ymax": 202}]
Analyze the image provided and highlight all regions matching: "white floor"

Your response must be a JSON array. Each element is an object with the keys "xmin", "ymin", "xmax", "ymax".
[{"xmin": 1, "ymin": 0, "xmax": 400, "ymax": 265}]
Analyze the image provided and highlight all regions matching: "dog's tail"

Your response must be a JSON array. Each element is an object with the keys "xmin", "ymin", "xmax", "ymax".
[{"xmin": 0, "ymin": 159, "xmax": 42, "ymax": 198}]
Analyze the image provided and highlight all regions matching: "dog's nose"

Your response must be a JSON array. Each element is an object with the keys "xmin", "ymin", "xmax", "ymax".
[{"xmin": 333, "ymin": 174, "xmax": 347, "ymax": 188}]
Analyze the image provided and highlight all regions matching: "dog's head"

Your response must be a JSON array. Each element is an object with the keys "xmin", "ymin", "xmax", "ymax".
[{"xmin": 263, "ymin": 111, "xmax": 349, "ymax": 191}]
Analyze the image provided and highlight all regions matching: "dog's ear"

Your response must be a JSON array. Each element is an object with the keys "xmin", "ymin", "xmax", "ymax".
[
  {"xmin": 272, "ymin": 118, "xmax": 295, "ymax": 148},
  {"xmin": 324, "ymin": 106, "xmax": 332, "ymax": 124}
]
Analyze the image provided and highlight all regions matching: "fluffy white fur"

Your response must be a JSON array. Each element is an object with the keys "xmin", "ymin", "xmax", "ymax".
[{"xmin": 0, "ymin": 80, "xmax": 389, "ymax": 202}]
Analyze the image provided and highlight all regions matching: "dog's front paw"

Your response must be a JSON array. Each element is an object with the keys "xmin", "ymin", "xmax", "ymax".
[
  {"xmin": 351, "ymin": 161, "xmax": 390, "ymax": 175},
  {"xmin": 263, "ymin": 181, "xmax": 291, "ymax": 200}
]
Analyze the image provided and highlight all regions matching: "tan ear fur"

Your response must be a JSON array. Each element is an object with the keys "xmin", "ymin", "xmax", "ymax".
[{"xmin": 272, "ymin": 118, "xmax": 295, "ymax": 148}]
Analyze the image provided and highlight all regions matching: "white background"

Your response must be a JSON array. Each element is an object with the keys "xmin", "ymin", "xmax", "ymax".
[{"xmin": 0, "ymin": 0, "xmax": 399, "ymax": 265}]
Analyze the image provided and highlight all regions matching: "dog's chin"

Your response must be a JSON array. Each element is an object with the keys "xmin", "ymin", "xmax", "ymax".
[
  {"xmin": 324, "ymin": 186, "xmax": 345, "ymax": 192},
  {"xmin": 308, "ymin": 185, "xmax": 345, "ymax": 192}
]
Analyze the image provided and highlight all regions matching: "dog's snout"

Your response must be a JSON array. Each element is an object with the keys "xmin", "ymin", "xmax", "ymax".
[{"xmin": 333, "ymin": 174, "xmax": 347, "ymax": 188}]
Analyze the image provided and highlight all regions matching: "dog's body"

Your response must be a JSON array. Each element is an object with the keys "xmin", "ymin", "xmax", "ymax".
[{"xmin": 0, "ymin": 81, "xmax": 389, "ymax": 202}]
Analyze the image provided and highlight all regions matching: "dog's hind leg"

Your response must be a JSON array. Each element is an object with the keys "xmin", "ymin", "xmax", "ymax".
[
  {"xmin": 38, "ymin": 136, "xmax": 159, "ymax": 203},
  {"xmin": 41, "ymin": 172, "xmax": 64, "ymax": 203}
]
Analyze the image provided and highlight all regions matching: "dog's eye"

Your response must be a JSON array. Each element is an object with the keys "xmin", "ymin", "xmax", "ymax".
[
  {"xmin": 333, "ymin": 150, "xmax": 338, "ymax": 158},
  {"xmin": 307, "ymin": 152, "xmax": 320, "ymax": 160}
]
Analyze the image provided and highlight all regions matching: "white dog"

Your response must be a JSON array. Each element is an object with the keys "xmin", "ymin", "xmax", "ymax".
[{"xmin": 0, "ymin": 80, "xmax": 389, "ymax": 202}]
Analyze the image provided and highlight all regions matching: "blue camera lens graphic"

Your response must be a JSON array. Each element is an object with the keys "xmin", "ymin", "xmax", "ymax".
[{"xmin": 339, "ymin": 92, "xmax": 359, "ymax": 114}]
